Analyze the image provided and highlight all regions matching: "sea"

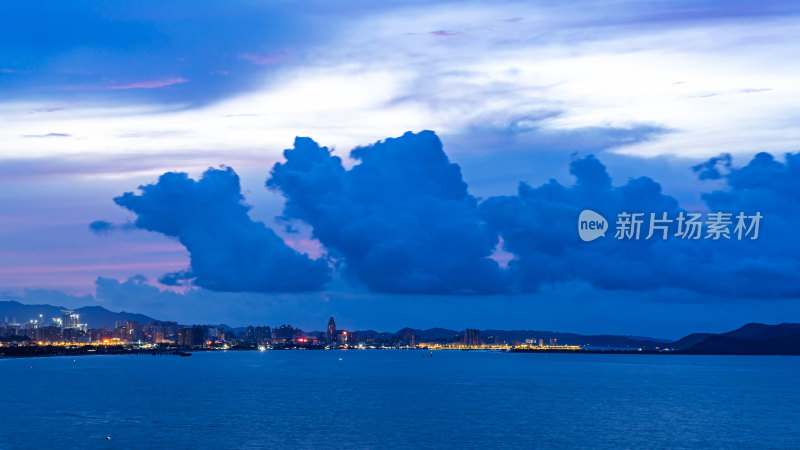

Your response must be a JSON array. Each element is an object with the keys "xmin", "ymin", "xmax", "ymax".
[{"xmin": 1, "ymin": 350, "xmax": 799, "ymax": 449}]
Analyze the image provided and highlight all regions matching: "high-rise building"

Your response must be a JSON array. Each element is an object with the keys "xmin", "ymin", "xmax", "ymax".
[
  {"xmin": 400, "ymin": 328, "xmax": 415, "ymax": 347},
  {"xmin": 61, "ymin": 311, "xmax": 80, "ymax": 329},
  {"xmin": 274, "ymin": 325, "xmax": 295, "ymax": 343},
  {"xmin": 177, "ymin": 326, "xmax": 204, "ymax": 347},
  {"xmin": 113, "ymin": 325, "xmax": 130, "ymax": 342},
  {"xmin": 163, "ymin": 321, "xmax": 178, "ymax": 342},
  {"xmin": 38, "ymin": 326, "xmax": 62, "ymax": 343},
  {"xmin": 129, "ymin": 328, "xmax": 145, "ymax": 343},
  {"xmin": 464, "ymin": 329, "xmax": 480, "ymax": 346},
  {"xmin": 327, "ymin": 316, "xmax": 336, "ymax": 341},
  {"xmin": 254, "ymin": 326, "xmax": 271, "ymax": 343}
]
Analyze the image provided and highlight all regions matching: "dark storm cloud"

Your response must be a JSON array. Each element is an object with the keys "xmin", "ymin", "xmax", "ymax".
[
  {"xmin": 157, "ymin": 270, "xmax": 195, "ymax": 287},
  {"xmin": 699, "ymin": 152, "xmax": 800, "ymax": 287},
  {"xmin": 267, "ymin": 131, "xmax": 508, "ymax": 294},
  {"xmin": 480, "ymin": 151, "xmax": 800, "ymax": 298},
  {"xmin": 100, "ymin": 130, "xmax": 800, "ymax": 299},
  {"xmin": 692, "ymin": 153, "xmax": 731, "ymax": 180},
  {"xmin": 112, "ymin": 166, "xmax": 330, "ymax": 292}
]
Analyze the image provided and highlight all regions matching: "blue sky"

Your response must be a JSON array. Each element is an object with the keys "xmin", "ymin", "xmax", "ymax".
[{"xmin": 2, "ymin": 1, "xmax": 800, "ymax": 338}]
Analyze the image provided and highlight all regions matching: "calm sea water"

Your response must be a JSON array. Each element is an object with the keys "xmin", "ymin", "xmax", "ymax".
[{"xmin": 1, "ymin": 350, "xmax": 799, "ymax": 449}]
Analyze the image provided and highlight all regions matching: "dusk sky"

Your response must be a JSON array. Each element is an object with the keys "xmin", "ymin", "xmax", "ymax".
[{"xmin": 2, "ymin": 1, "xmax": 800, "ymax": 338}]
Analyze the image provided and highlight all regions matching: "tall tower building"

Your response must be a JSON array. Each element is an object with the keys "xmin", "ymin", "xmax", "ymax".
[
  {"xmin": 464, "ymin": 328, "xmax": 480, "ymax": 346},
  {"xmin": 327, "ymin": 316, "xmax": 336, "ymax": 341},
  {"xmin": 61, "ymin": 311, "xmax": 80, "ymax": 329}
]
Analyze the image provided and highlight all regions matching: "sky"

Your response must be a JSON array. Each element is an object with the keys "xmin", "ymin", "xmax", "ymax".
[{"xmin": 2, "ymin": 1, "xmax": 800, "ymax": 339}]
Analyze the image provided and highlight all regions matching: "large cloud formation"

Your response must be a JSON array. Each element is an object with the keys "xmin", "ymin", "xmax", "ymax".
[
  {"xmin": 478, "ymin": 153, "xmax": 800, "ymax": 297},
  {"xmin": 268, "ymin": 131, "xmax": 507, "ymax": 294},
  {"xmin": 98, "ymin": 130, "xmax": 800, "ymax": 298},
  {"xmin": 106, "ymin": 167, "xmax": 330, "ymax": 292}
]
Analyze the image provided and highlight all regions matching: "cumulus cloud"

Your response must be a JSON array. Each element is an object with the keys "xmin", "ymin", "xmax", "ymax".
[
  {"xmin": 112, "ymin": 166, "xmax": 330, "ymax": 292},
  {"xmin": 267, "ymin": 131, "xmax": 508, "ymax": 294},
  {"xmin": 99, "ymin": 130, "xmax": 800, "ymax": 299},
  {"xmin": 699, "ymin": 152, "xmax": 800, "ymax": 287},
  {"xmin": 692, "ymin": 153, "xmax": 731, "ymax": 180},
  {"xmin": 158, "ymin": 270, "xmax": 195, "ymax": 287},
  {"xmin": 479, "ymin": 155, "xmax": 682, "ymax": 292},
  {"xmin": 480, "ymin": 151, "xmax": 800, "ymax": 298}
]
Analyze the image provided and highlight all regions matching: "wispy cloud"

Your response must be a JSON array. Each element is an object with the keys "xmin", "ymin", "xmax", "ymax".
[
  {"xmin": 238, "ymin": 51, "xmax": 289, "ymax": 65},
  {"xmin": 22, "ymin": 132, "xmax": 70, "ymax": 138},
  {"xmin": 60, "ymin": 77, "xmax": 189, "ymax": 91},
  {"xmin": 429, "ymin": 30, "xmax": 461, "ymax": 36},
  {"xmin": 28, "ymin": 107, "xmax": 64, "ymax": 114},
  {"xmin": 105, "ymin": 77, "xmax": 188, "ymax": 90}
]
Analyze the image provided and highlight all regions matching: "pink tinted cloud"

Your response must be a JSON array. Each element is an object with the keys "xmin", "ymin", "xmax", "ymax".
[
  {"xmin": 489, "ymin": 236, "xmax": 514, "ymax": 269},
  {"xmin": 4, "ymin": 261, "xmax": 188, "ymax": 275},
  {"xmin": 61, "ymin": 77, "xmax": 189, "ymax": 91},
  {"xmin": 238, "ymin": 51, "xmax": 289, "ymax": 65},
  {"xmin": 106, "ymin": 77, "xmax": 188, "ymax": 90},
  {"xmin": 430, "ymin": 30, "xmax": 461, "ymax": 36},
  {"xmin": 0, "ymin": 261, "xmax": 189, "ymax": 294},
  {"xmin": 282, "ymin": 236, "xmax": 325, "ymax": 259}
]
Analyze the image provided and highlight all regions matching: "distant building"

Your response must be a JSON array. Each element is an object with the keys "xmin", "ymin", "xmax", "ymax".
[
  {"xmin": 113, "ymin": 325, "xmax": 130, "ymax": 342},
  {"xmin": 464, "ymin": 329, "xmax": 480, "ymax": 346},
  {"xmin": 130, "ymin": 328, "xmax": 146, "ymax": 343},
  {"xmin": 538, "ymin": 339, "xmax": 544, "ymax": 347},
  {"xmin": 62, "ymin": 327, "xmax": 87, "ymax": 343},
  {"xmin": 549, "ymin": 338, "xmax": 557, "ymax": 346},
  {"xmin": 146, "ymin": 321, "xmax": 168, "ymax": 343},
  {"xmin": 92, "ymin": 327, "xmax": 112, "ymax": 343},
  {"xmin": 254, "ymin": 326, "xmax": 271, "ymax": 343},
  {"xmin": 163, "ymin": 321, "xmax": 178, "ymax": 342},
  {"xmin": 177, "ymin": 326, "xmax": 204, "ymax": 347},
  {"xmin": 274, "ymin": 325, "xmax": 295, "ymax": 343},
  {"xmin": 62, "ymin": 311, "xmax": 80, "ymax": 329},
  {"xmin": 400, "ymin": 328, "xmax": 415, "ymax": 347},
  {"xmin": 38, "ymin": 326, "xmax": 62, "ymax": 343},
  {"xmin": 327, "ymin": 316, "xmax": 336, "ymax": 342}
]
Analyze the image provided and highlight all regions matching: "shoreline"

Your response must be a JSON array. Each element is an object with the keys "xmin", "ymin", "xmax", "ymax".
[{"xmin": 2, "ymin": 346, "xmax": 798, "ymax": 359}]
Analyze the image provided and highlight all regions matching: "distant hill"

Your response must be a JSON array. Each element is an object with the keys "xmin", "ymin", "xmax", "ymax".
[
  {"xmin": 0, "ymin": 301, "xmax": 156, "ymax": 329},
  {"xmin": 722, "ymin": 323, "xmax": 800, "ymax": 341},
  {"xmin": 672, "ymin": 333, "xmax": 714, "ymax": 350},
  {"xmin": 675, "ymin": 323, "xmax": 800, "ymax": 355},
  {"xmin": 71, "ymin": 306, "xmax": 156, "ymax": 329}
]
